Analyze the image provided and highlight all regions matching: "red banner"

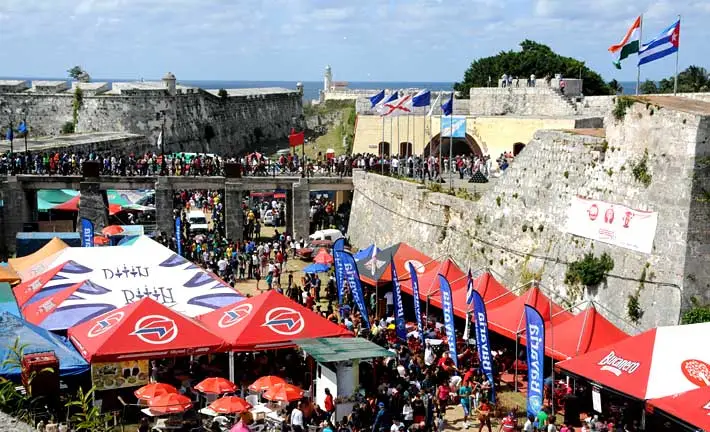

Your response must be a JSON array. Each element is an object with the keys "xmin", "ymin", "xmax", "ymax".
[{"xmin": 289, "ymin": 131, "xmax": 304, "ymax": 147}]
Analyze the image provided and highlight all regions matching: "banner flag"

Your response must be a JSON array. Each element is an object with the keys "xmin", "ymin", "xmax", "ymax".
[
  {"xmin": 441, "ymin": 116, "xmax": 466, "ymax": 138},
  {"xmin": 80, "ymin": 218, "xmax": 94, "ymax": 247},
  {"xmin": 390, "ymin": 259, "xmax": 407, "ymax": 340},
  {"xmin": 333, "ymin": 238, "xmax": 346, "ymax": 303},
  {"xmin": 408, "ymin": 262, "xmax": 425, "ymax": 344},
  {"xmin": 175, "ymin": 216, "xmax": 182, "ymax": 256},
  {"xmin": 438, "ymin": 274, "xmax": 458, "ymax": 367},
  {"xmin": 338, "ymin": 251, "xmax": 370, "ymax": 328},
  {"xmin": 525, "ymin": 305, "xmax": 545, "ymax": 417},
  {"xmin": 471, "ymin": 289, "xmax": 496, "ymax": 403}
]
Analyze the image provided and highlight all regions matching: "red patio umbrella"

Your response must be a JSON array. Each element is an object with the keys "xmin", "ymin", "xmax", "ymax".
[
  {"xmin": 248, "ymin": 375, "xmax": 286, "ymax": 392},
  {"xmin": 149, "ymin": 393, "xmax": 193, "ymax": 414},
  {"xmin": 93, "ymin": 235, "xmax": 110, "ymax": 246},
  {"xmin": 208, "ymin": 396, "xmax": 252, "ymax": 414},
  {"xmin": 102, "ymin": 225, "xmax": 125, "ymax": 236},
  {"xmin": 313, "ymin": 248, "xmax": 334, "ymax": 265},
  {"xmin": 134, "ymin": 383, "xmax": 178, "ymax": 401},
  {"xmin": 263, "ymin": 383, "xmax": 304, "ymax": 402},
  {"xmin": 195, "ymin": 377, "xmax": 237, "ymax": 394}
]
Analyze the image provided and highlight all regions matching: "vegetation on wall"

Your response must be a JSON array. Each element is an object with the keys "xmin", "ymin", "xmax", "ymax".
[
  {"xmin": 565, "ymin": 252, "xmax": 614, "ymax": 289},
  {"xmin": 612, "ymin": 96, "xmax": 636, "ymax": 121},
  {"xmin": 72, "ymin": 87, "xmax": 84, "ymax": 129},
  {"xmin": 454, "ymin": 40, "xmax": 611, "ymax": 97},
  {"xmin": 631, "ymin": 148, "xmax": 653, "ymax": 187},
  {"xmin": 681, "ymin": 297, "xmax": 710, "ymax": 324}
]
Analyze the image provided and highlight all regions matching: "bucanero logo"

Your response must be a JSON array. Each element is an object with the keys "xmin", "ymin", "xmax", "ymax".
[
  {"xmin": 262, "ymin": 307, "xmax": 305, "ymax": 336},
  {"xmin": 88, "ymin": 311, "xmax": 125, "ymax": 338},
  {"xmin": 598, "ymin": 351, "xmax": 640, "ymax": 376},
  {"xmin": 218, "ymin": 303, "xmax": 253, "ymax": 328},
  {"xmin": 681, "ymin": 359, "xmax": 710, "ymax": 387},
  {"xmin": 404, "ymin": 260, "xmax": 425, "ymax": 274},
  {"xmin": 130, "ymin": 315, "xmax": 179, "ymax": 345}
]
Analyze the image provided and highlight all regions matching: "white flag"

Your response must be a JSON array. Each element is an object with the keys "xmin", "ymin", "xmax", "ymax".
[
  {"xmin": 156, "ymin": 130, "xmax": 163, "ymax": 149},
  {"xmin": 427, "ymin": 92, "xmax": 442, "ymax": 116}
]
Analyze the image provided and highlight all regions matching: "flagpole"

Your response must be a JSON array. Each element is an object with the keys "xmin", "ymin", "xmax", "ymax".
[
  {"xmin": 449, "ymin": 91, "xmax": 454, "ymax": 191},
  {"xmin": 436, "ymin": 92, "xmax": 441, "ymax": 181},
  {"xmin": 636, "ymin": 14, "xmax": 643, "ymax": 95},
  {"xmin": 674, "ymin": 15, "xmax": 681, "ymax": 95}
]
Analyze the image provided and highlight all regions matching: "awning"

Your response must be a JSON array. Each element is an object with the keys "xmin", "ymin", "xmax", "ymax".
[
  {"xmin": 486, "ymin": 287, "xmax": 573, "ymax": 340},
  {"xmin": 9, "ymin": 237, "xmax": 68, "ymax": 274},
  {"xmin": 196, "ymin": 291, "xmax": 352, "ymax": 351},
  {"xmin": 520, "ymin": 303, "xmax": 629, "ymax": 361},
  {"xmin": 296, "ymin": 337, "xmax": 395, "ymax": 363},
  {"xmin": 357, "ymin": 242, "xmax": 438, "ymax": 286},
  {"xmin": 557, "ymin": 322, "xmax": 710, "ymax": 400},
  {"xmin": 68, "ymin": 297, "xmax": 226, "ymax": 362},
  {"xmin": 648, "ymin": 386, "xmax": 710, "ymax": 430}
]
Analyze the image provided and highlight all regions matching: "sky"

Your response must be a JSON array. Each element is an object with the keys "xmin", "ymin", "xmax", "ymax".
[{"xmin": 0, "ymin": 0, "xmax": 707, "ymax": 83}]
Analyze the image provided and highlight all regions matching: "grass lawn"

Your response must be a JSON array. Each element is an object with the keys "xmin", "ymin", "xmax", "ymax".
[{"xmin": 303, "ymin": 107, "xmax": 354, "ymax": 160}]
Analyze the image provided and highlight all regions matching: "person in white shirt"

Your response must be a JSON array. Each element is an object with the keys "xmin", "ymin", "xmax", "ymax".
[
  {"xmin": 383, "ymin": 290, "xmax": 394, "ymax": 315},
  {"xmin": 522, "ymin": 415, "xmax": 534, "ymax": 432},
  {"xmin": 290, "ymin": 403, "xmax": 304, "ymax": 432}
]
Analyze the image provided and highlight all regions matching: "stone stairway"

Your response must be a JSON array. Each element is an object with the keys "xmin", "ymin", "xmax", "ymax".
[{"xmin": 552, "ymin": 88, "xmax": 578, "ymax": 113}]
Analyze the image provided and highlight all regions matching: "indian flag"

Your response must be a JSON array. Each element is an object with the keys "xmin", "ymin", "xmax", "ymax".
[{"xmin": 609, "ymin": 16, "xmax": 642, "ymax": 69}]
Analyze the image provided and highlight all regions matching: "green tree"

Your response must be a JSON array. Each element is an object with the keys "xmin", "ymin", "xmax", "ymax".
[
  {"xmin": 218, "ymin": 88, "xmax": 229, "ymax": 100},
  {"xmin": 657, "ymin": 65, "xmax": 710, "ymax": 93},
  {"xmin": 454, "ymin": 40, "xmax": 611, "ymax": 96},
  {"xmin": 681, "ymin": 297, "xmax": 710, "ymax": 324},
  {"xmin": 608, "ymin": 79, "xmax": 623, "ymax": 95},
  {"xmin": 67, "ymin": 66, "xmax": 85, "ymax": 80},
  {"xmin": 639, "ymin": 80, "xmax": 659, "ymax": 94}
]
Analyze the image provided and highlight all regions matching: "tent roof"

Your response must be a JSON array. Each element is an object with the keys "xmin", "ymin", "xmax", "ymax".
[
  {"xmin": 648, "ymin": 386, "xmax": 710, "ymax": 430},
  {"xmin": 9, "ymin": 237, "xmax": 69, "ymax": 273},
  {"xmin": 353, "ymin": 245, "xmax": 381, "ymax": 262},
  {"xmin": 400, "ymin": 258, "xmax": 467, "ymax": 298},
  {"xmin": 357, "ymin": 243, "xmax": 438, "ymax": 285},
  {"xmin": 68, "ymin": 297, "xmax": 225, "ymax": 362},
  {"xmin": 296, "ymin": 337, "xmax": 395, "ymax": 363},
  {"xmin": 0, "ymin": 312, "xmax": 88, "ymax": 377},
  {"xmin": 558, "ymin": 322, "xmax": 710, "ymax": 400},
  {"xmin": 520, "ymin": 304, "xmax": 630, "ymax": 361},
  {"xmin": 486, "ymin": 287, "xmax": 573, "ymax": 339},
  {"xmin": 0, "ymin": 265, "xmax": 20, "ymax": 284},
  {"xmin": 0, "ymin": 283, "xmax": 20, "ymax": 316},
  {"xmin": 196, "ymin": 290, "xmax": 352, "ymax": 351},
  {"xmin": 52, "ymin": 195, "xmax": 80, "ymax": 211}
]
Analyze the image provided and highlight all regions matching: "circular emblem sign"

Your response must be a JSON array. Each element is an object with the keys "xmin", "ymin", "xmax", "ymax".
[
  {"xmin": 262, "ymin": 307, "xmax": 305, "ymax": 336},
  {"xmin": 131, "ymin": 315, "xmax": 178, "ymax": 345},
  {"xmin": 218, "ymin": 303, "xmax": 253, "ymax": 328},
  {"xmin": 88, "ymin": 311, "xmax": 125, "ymax": 338},
  {"xmin": 404, "ymin": 260, "xmax": 425, "ymax": 274}
]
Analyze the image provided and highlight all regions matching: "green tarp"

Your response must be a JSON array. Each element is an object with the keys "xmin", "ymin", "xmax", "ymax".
[{"xmin": 296, "ymin": 338, "xmax": 394, "ymax": 363}]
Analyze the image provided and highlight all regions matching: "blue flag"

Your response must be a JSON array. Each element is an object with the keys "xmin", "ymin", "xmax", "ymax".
[
  {"xmin": 369, "ymin": 90, "xmax": 385, "ymax": 107},
  {"xmin": 524, "ymin": 305, "xmax": 545, "ymax": 418},
  {"xmin": 17, "ymin": 121, "xmax": 27, "ymax": 135},
  {"xmin": 5, "ymin": 127, "xmax": 13, "ymax": 142},
  {"xmin": 80, "ymin": 218, "xmax": 94, "ymax": 247},
  {"xmin": 333, "ymin": 238, "xmax": 346, "ymax": 303},
  {"xmin": 471, "ymin": 289, "xmax": 495, "ymax": 403},
  {"xmin": 338, "ymin": 251, "xmax": 370, "ymax": 328},
  {"xmin": 408, "ymin": 262, "xmax": 424, "ymax": 344},
  {"xmin": 411, "ymin": 89, "xmax": 431, "ymax": 107},
  {"xmin": 441, "ymin": 93, "xmax": 453, "ymax": 116},
  {"xmin": 175, "ymin": 216, "xmax": 182, "ymax": 256},
  {"xmin": 390, "ymin": 259, "xmax": 407, "ymax": 341},
  {"xmin": 438, "ymin": 274, "xmax": 458, "ymax": 367}
]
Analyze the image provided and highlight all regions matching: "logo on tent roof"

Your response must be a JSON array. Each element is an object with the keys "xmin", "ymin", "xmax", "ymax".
[
  {"xmin": 404, "ymin": 260, "xmax": 425, "ymax": 274},
  {"xmin": 88, "ymin": 311, "xmax": 125, "ymax": 338},
  {"xmin": 218, "ymin": 303, "xmax": 253, "ymax": 328},
  {"xmin": 681, "ymin": 359, "xmax": 710, "ymax": 387},
  {"xmin": 262, "ymin": 307, "xmax": 304, "ymax": 336},
  {"xmin": 598, "ymin": 351, "xmax": 640, "ymax": 376},
  {"xmin": 363, "ymin": 257, "xmax": 386, "ymax": 276},
  {"xmin": 131, "ymin": 315, "xmax": 178, "ymax": 345}
]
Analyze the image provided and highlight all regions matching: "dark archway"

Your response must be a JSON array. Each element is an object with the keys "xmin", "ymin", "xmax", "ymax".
[
  {"xmin": 399, "ymin": 142, "xmax": 413, "ymax": 157},
  {"xmin": 513, "ymin": 142, "xmax": 526, "ymax": 156},
  {"xmin": 424, "ymin": 133, "xmax": 483, "ymax": 158},
  {"xmin": 377, "ymin": 141, "xmax": 391, "ymax": 157}
]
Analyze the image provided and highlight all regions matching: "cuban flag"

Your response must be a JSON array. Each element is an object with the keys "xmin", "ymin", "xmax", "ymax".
[
  {"xmin": 369, "ymin": 90, "xmax": 385, "ymax": 108},
  {"xmin": 441, "ymin": 93, "xmax": 454, "ymax": 116},
  {"xmin": 375, "ymin": 91, "xmax": 399, "ymax": 115},
  {"xmin": 638, "ymin": 19, "xmax": 680, "ymax": 66},
  {"xmin": 465, "ymin": 269, "xmax": 474, "ymax": 306}
]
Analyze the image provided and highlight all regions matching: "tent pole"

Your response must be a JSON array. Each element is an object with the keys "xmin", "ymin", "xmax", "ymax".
[
  {"xmin": 574, "ymin": 301, "xmax": 593, "ymax": 356},
  {"xmin": 229, "ymin": 351, "xmax": 235, "ymax": 383},
  {"xmin": 549, "ymin": 290, "xmax": 555, "ymax": 417},
  {"xmin": 514, "ymin": 331, "xmax": 520, "ymax": 392}
]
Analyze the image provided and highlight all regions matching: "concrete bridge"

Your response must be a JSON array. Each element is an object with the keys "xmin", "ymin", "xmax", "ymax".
[{"xmin": 1, "ymin": 166, "xmax": 353, "ymax": 253}]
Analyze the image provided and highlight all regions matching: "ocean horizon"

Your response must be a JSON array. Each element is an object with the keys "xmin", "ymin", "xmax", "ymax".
[{"xmin": 0, "ymin": 78, "xmax": 638, "ymax": 102}]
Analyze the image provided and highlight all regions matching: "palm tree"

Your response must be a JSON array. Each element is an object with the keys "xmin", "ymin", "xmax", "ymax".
[
  {"xmin": 680, "ymin": 65, "xmax": 710, "ymax": 92},
  {"xmin": 607, "ymin": 79, "xmax": 624, "ymax": 95}
]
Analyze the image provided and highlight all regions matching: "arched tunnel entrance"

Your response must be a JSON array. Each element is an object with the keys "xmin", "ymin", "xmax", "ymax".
[{"xmin": 424, "ymin": 133, "xmax": 483, "ymax": 158}]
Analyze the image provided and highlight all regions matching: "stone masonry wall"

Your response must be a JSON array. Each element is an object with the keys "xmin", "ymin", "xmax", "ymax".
[
  {"xmin": 0, "ymin": 90, "xmax": 302, "ymax": 156},
  {"xmin": 349, "ymin": 102, "xmax": 710, "ymax": 331},
  {"xmin": 469, "ymin": 87, "xmax": 577, "ymax": 116}
]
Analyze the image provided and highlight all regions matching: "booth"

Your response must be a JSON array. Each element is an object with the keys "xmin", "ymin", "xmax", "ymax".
[{"xmin": 297, "ymin": 338, "xmax": 395, "ymax": 420}]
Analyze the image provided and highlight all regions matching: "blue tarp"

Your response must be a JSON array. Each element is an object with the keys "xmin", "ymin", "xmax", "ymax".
[
  {"xmin": 0, "ymin": 313, "xmax": 89, "ymax": 378},
  {"xmin": 353, "ymin": 244, "xmax": 381, "ymax": 262},
  {"xmin": 303, "ymin": 263, "xmax": 331, "ymax": 274}
]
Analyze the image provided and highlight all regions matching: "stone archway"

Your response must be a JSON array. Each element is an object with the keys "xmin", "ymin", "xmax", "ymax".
[
  {"xmin": 513, "ymin": 142, "xmax": 526, "ymax": 156},
  {"xmin": 377, "ymin": 141, "xmax": 391, "ymax": 157},
  {"xmin": 399, "ymin": 142, "xmax": 413, "ymax": 157},
  {"xmin": 424, "ymin": 133, "xmax": 483, "ymax": 158}
]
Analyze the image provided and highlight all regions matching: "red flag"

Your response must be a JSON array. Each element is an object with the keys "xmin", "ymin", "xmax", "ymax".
[{"xmin": 289, "ymin": 130, "xmax": 304, "ymax": 147}]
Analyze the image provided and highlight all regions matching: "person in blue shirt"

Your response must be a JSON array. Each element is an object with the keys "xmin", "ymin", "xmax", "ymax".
[{"xmin": 372, "ymin": 402, "xmax": 390, "ymax": 432}]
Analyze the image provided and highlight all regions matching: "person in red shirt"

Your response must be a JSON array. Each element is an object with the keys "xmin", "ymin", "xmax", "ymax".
[
  {"xmin": 497, "ymin": 412, "xmax": 516, "ymax": 431},
  {"xmin": 323, "ymin": 388, "xmax": 335, "ymax": 421},
  {"xmin": 477, "ymin": 398, "xmax": 492, "ymax": 432}
]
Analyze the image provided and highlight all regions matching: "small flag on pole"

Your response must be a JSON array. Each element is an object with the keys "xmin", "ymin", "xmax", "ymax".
[
  {"xmin": 5, "ymin": 127, "xmax": 13, "ymax": 142},
  {"xmin": 441, "ymin": 93, "xmax": 454, "ymax": 116},
  {"xmin": 638, "ymin": 19, "xmax": 680, "ymax": 66},
  {"xmin": 427, "ymin": 92, "xmax": 442, "ymax": 116},
  {"xmin": 376, "ymin": 91, "xmax": 400, "ymax": 115},
  {"xmin": 381, "ymin": 94, "xmax": 412, "ymax": 117},
  {"xmin": 411, "ymin": 89, "xmax": 431, "ymax": 107},
  {"xmin": 17, "ymin": 121, "xmax": 27, "ymax": 135},
  {"xmin": 609, "ymin": 16, "xmax": 642, "ymax": 69},
  {"xmin": 289, "ymin": 128, "xmax": 305, "ymax": 147},
  {"xmin": 369, "ymin": 90, "xmax": 385, "ymax": 107},
  {"xmin": 156, "ymin": 130, "xmax": 163, "ymax": 149}
]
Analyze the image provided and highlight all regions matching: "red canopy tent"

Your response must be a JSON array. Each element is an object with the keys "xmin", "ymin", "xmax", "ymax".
[
  {"xmin": 68, "ymin": 297, "xmax": 225, "ymax": 362},
  {"xmin": 313, "ymin": 248, "xmax": 334, "ymax": 265},
  {"xmin": 486, "ymin": 287, "xmax": 573, "ymax": 340},
  {"xmin": 648, "ymin": 386, "xmax": 710, "ymax": 430},
  {"xmin": 357, "ymin": 243, "xmax": 438, "ymax": 286},
  {"xmin": 399, "ymin": 258, "xmax": 467, "ymax": 298},
  {"xmin": 196, "ymin": 290, "xmax": 352, "ymax": 351},
  {"xmin": 520, "ymin": 303, "xmax": 629, "ymax": 361},
  {"xmin": 13, "ymin": 262, "xmax": 68, "ymax": 307}
]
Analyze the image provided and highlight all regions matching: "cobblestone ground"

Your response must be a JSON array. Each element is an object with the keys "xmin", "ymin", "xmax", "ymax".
[{"xmin": 0, "ymin": 411, "xmax": 34, "ymax": 432}]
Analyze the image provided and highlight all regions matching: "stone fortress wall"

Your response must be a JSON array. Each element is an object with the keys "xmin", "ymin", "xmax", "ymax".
[
  {"xmin": 348, "ymin": 95, "xmax": 710, "ymax": 331},
  {"xmin": 0, "ymin": 74, "xmax": 303, "ymax": 156}
]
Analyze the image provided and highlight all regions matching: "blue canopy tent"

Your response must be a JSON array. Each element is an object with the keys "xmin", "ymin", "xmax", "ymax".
[
  {"xmin": 303, "ymin": 263, "xmax": 331, "ymax": 274},
  {"xmin": 353, "ymin": 244, "xmax": 381, "ymax": 261},
  {"xmin": 0, "ymin": 313, "xmax": 89, "ymax": 378}
]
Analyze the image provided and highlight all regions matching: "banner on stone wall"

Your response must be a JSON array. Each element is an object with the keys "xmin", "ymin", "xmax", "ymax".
[{"xmin": 564, "ymin": 196, "xmax": 658, "ymax": 254}]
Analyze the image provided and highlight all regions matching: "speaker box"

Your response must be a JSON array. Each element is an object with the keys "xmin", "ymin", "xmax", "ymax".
[{"xmin": 82, "ymin": 160, "xmax": 101, "ymax": 177}]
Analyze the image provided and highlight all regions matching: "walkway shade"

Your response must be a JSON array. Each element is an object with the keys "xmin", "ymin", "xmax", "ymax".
[
  {"xmin": 486, "ymin": 287, "xmax": 573, "ymax": 339},
  {"xmin": 557, "ymin": 322, "xmax": 710, "ymax": 400},
  {"xmin": 353, "ymin": 245, "xmax": 381, "ymax": 262},
  {"xmin": 648, "ymin": 386, "xmax": 710, "ymax": 430},
  {"xmin": 134, "ymin": 382, "xmax": 178, "ymax": 401},
  {"xmin": 357, "ymin": 242, "xmax": 438, "ymax": 286},
  {"xmin": 196, "ymin": 290, "xmax": 352, "ymax": 351},
  {"xmin": 195, "ymin": 377, "xmax": 237, "ymax": 394},
  {"xmin": 0, "ymin": 312, "xmax": 88, "ymax": 378},
  {"xmin": 520, "ymin": 304, "xmax": 630, "ymax": 361},
  {"xmin": 68, "ymin": 297, "xmax": 226, "ymax": 362}
]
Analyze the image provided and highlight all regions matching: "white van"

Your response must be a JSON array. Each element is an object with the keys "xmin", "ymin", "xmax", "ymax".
[
  {"xmin": 187, "ymin": 211, "xmax": 209, "ymax": 233},
  {"xmin": 308, "ymin": 229, "xmax": 343, "ymax": 243}
]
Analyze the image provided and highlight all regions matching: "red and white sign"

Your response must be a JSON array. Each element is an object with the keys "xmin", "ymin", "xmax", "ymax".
[{"xmin": 565, "ymin": 196, "xmax": 658, "ymax": 254}]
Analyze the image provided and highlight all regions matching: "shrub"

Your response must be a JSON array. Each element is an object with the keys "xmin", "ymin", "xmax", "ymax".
[
  {"xmin": 565, "ymin": 252, "xmax": 614, "ymax": 287},
  {"xmin": 61, "ymin": 121, "xmax": 75, "ymax": 134},
  {"xmin": 612, "ymin": 96, "xmax": 636, "ymax": 121},
  {"xmin": 632, "ymin": 148, "xmax": 652, "ymax": 187}
]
